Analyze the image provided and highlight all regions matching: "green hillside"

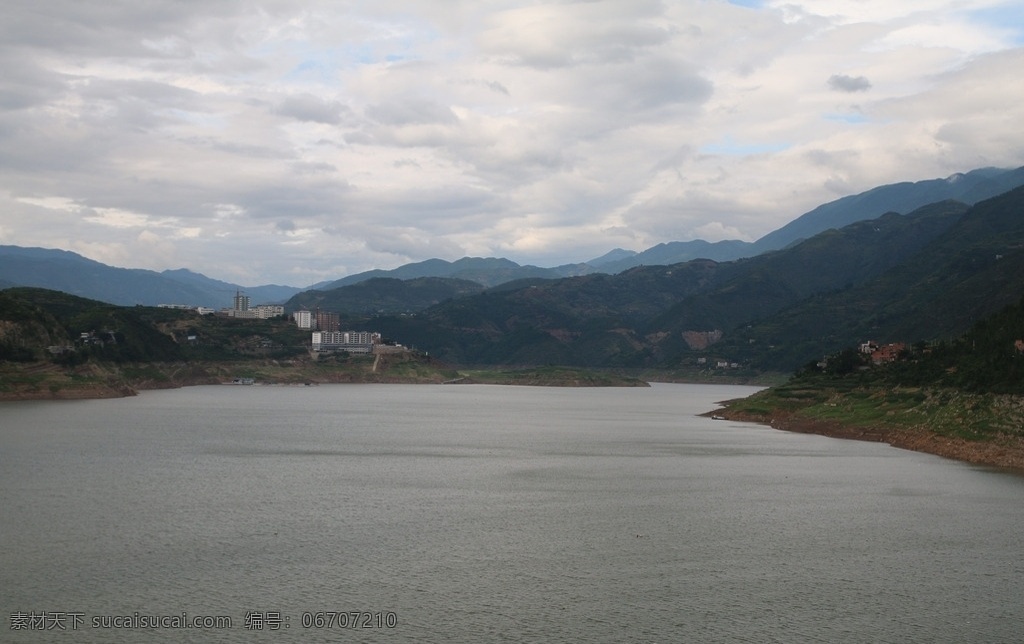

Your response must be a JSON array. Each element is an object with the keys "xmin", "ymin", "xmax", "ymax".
[
  {"xmin": 375, "ymin": 260, "xmax": 725, "ymax": 366},
  {"xmin": 717, "ymin": 185, "xmax": 1024, "ymax": 370},
  {"xmin": 645, "ymin": 200, "xmax": 969, "ymax": 359},
  {"xmin": 873, "ymin": 297, "xmax": 1024, "ymax": 394},
  {"xmin": 374, "ymin": 196, "xmax": 986, "ymax": 369},
  {"xmin": 5, "ymin": 185, "xmax": 1024, "ymax": 391},
  {"xmin": 0, "ymin": 287, "xmax": 311, "ymax": 364},
  {"xmin": 286, "ymin": 276, "xmax": 485, "ymax": 314},
  {"xmin": 713, "ymin": 298, "xmax": 1024, "ymax": 469}
]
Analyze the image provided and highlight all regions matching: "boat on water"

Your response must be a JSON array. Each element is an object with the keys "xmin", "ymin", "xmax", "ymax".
[{"xmin": 229, "ymin": 377, "xmax": 255, "ymax": 385}]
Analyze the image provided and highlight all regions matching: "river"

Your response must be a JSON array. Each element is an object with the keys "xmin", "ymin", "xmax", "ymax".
[{"xmin": 2, "ymin": 383, "xmax": 1022, "ymax": 642}]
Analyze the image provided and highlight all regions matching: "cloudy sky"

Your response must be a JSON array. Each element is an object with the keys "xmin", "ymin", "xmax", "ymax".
[{"xmin": 2, "ymin": 0, "xmax": 1023, "ymax": 286}]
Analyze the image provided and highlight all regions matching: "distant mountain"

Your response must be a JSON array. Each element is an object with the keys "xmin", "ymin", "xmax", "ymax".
[
  {"xmin": 160, "ymin": 269, "xmax": 301, "ymax": 305},
  {"xmin": 320, "ymin": 256, "xmax": 596, "ymax": 289},
  {"xmin": 596, "ymin": 239, "xmax": 753, "ymax": 273},
  {"xmin": 644, "ymin": 200, "xmax": 971, "ymax": 363},
  {"xmin": 6, "ymin": 178, "xmax": 1024, "ymax": 376},
  {"xmin": 716, "ymin": 185, "xmax": 1024, "ymax": 370},
  {"xmin": 375, "ymin": 260, "xmax": 728, "ymax": 366},
  {"xmin": 749, "ymin": 166, "xmax": 1024, "ymax": 254},
  {"xmin": 586, "ymin": 248, "xmax": 637, "ymax": 267},
  {"xmin": 285, "ymin": 277, "xmax": 486, "ymax": 315},
  {"xmin": 0, "ymin": 246, "xmax": 300, "ymax": 308},
  {"xmin": 371, "ymin": 187, "xmax": 1024, "ymax": 370},
  {"xmin": 6, "ymin": 165, "xmax": 1023, "ymax": 311},
  {"xmin": 595, "ymin": 165, "xmax": 1024, "ymax": 273}
]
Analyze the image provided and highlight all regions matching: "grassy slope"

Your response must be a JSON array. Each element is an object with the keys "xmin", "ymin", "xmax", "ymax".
[
  {"xmin": 0, "ymin": 352, "xmax": 464, "ymax": 400},
  {"xmin": 713, "ymin": 375, "xmax": 1024, "ymax": 471},
  {"xmin": 452, "ymin": 365, "xmax": 649, "ymax": 387}
]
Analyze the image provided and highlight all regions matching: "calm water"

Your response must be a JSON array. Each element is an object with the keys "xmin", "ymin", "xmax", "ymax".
[{"xmin": 2, "ymin": 383, "xmax": 1022, "ymax": 643}]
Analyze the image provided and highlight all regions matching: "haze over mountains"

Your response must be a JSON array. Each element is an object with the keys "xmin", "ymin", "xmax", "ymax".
[
  {"xmin": 3, "ymin": 166, "xmax": 1024, "ymax": 374},
  {"xmin": 0, "ymin": 246, "xmax": 302, "ymax": 309},
  {"xmin": 373, "ymin": 185, "xmax": 1024, "ymax": 371},
  {"xmin": 313, "ymin": 166, "xmax": 1024, "ymax": 288},
  {"xmin": 1, "ymin": 166, "xmax": 1023, "ymax": 314}
]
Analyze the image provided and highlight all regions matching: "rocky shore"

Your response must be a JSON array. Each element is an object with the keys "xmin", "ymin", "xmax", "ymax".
[{"xmin": 710, "ymin": 406, "xmax": 1024, "ymax": 473}]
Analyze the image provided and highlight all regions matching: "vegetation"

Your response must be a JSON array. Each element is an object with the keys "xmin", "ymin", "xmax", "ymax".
[
  {"xmin": 359, "ymin": 187, "xmax": 1024, "ymax": 375},
  {"xmin": 0, "ymin": 287, "xmax": 652, "ymax": 398},
  {"xmin": 781, "ymin": 296, "xmax": 1024, "ymax": 395},
  {"xmin": 452, "ymin": 366, "xmax": 649, "ymax": 387},
  {"xmin": 286, "ymin": 276, "xmax": 485, "ymax": 315},
  {"xmin": 721, "ymin": 374, "xmax": 1024, "ymax": 444},
  {"xmin": 7, "ymin": 185, "xmax": 1023, "ymax": 378},
  {"xmin": 716, "ymin": 297, "xmax": 1024, "ymax": 465},
  {"xmin": 4, "ymin": 185, "xmax": 1024, "ymax": 409}
]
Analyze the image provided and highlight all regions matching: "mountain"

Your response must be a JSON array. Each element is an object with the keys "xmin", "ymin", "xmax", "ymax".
[
  {"xmin": 320, "ymin": 256, "xmax": 595, "ymax": 290},
  {"xmin": 714, "ymin": 185, "xmax": 1024, "ymax": 370},
  {"xmin": 0, "ymin": 246, "xmax": 301, "ymax": 308},
  {"xmin": 285, "ymin": 277, "xmax": 486, "ymax": 314},
  {"xmin": 5, "ymin": 181, "xmax": 1023, "ymax": 376},
  {"xmin": 374, "ymin": 260, "xmax": 726, "ymax": 366},
  {"xmin": 0, "ymin": 287, "xmax": 316, "ymax": 367},
  {"xmin": 331, "ymin": 166, "xmax": 1024, "ymax": 283},
  {"xmin": 586, "ymin": 248, "xmax": 637, "ymax": 267},
  {"xmin": 160, "ymin": 269, "xmax": 301, "ymax": 305},
  {"xmin": 5, "ymin": 164, "xmax": 1023, "ymax": 311},
  {"xmin": 596, "ymin": 166, "xmax": 1024, "ymax": 273},
  {"xmin": 749, "ymin": 166, "xmax": 1024, "ymax": 254},
  {"xmin": 0, "ymin": 287, "xmax": 184, "ymax": 363},
  {"xmin": 596, "ymin": 239, "xmax": 754, "ymax": 273},
  {"xmin": 642, "ymin": 200, "xmax": 970, "ymax": 353},
  {"xmin": 371, "ymin": 186, "xmax": 1024, "ymax": 370}
]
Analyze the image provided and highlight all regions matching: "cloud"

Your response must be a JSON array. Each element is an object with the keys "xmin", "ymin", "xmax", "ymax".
[
  {"xmin": 478, "ymin": 1, "xmax": 672, "ymax": 69},
  {"xmin": 365, "ymin": 99, "xmax": 459, "ymax": 126},
  {"xmin": 828, "ymin": 74, "xmax": 872, "ymax": 92},
  {"xmin": 275, "ymin": 93, "xmax": 349, "ymax": 124},
  {"xmin": 692, "ymin": 221, "xmax": 749, "ymax": 241},
  {"xmin": 0, "ymin": 0, "xmax": 1021, "ymax": 285}
]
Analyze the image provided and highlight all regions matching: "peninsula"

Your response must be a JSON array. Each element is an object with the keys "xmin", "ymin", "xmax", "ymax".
[{"xmin": 706, "ymin": 301, "xmax": 1024, "ymax": 473}]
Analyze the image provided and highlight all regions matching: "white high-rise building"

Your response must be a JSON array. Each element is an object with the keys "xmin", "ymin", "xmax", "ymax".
[
  {"xmin": 232, "ymin": 291, "xmax": 251, "ymax": 312},
  {"xmin": 293, "ymin": 310, "xmax": 313, "ymax": 329}
]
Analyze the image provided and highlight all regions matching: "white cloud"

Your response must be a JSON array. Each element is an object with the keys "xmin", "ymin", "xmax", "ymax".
[{"xmin": 0, "ymin": 0, "xmax": 1021, "ymax": 285}]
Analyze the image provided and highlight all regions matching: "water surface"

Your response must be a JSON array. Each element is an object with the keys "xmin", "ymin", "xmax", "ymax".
[{"xmin": 2, "ymin": 383, "xmax": 1022, "ymax": 642}]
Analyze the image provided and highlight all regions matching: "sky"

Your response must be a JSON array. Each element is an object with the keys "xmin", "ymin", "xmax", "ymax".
[{"xmin": 2, "ymin": 0, "xmax": 1023, "ymax": 287}]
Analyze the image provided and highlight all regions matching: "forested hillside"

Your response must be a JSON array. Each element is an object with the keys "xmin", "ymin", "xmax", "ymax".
[{"xmin": 374, "ymin": 190, "xmax": 1021, "ymax": 372}]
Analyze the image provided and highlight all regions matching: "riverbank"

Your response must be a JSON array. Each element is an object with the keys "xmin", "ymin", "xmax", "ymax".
[
  {"xmin": 0, "ymin": 355, "xmax": 649, "ymax": 400},
  {"xmin": 447, "ymin": 366, "xmax": 649, "ymax": 387},
  {"xmin": 0, "ymin": 353, "xmax": 457, "ymax": 401},
  {"xmin": 708, "ymin": 384, "xmax": 1024, "ymax": 473}
]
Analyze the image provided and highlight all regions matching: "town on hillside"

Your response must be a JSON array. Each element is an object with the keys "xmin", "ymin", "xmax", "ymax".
[{"xmin": 159, "ymin": 291, "xmax": 405, "ymax": 356}]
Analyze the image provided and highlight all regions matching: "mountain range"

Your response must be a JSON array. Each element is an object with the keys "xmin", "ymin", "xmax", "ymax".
[
  {"xmin": 7, "ymin": 177, "xmax": 1020, "ymax": 376},
  {"xmin": 3, "ymin": 177, "xmax": 1024, "ymax": 376},
  {"xmin": 4, "ymin": 166, "xmax": 1021, "ymax": 310},
  {"xmin": 368, "ymin": 185, "xmax": 1024, "ymax": 371},
  {"xmin": 0, "ymin": 246, "xmax": 304, "ymax": 309}
]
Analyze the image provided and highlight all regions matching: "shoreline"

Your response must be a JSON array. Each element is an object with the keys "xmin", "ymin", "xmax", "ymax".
[
  {"xmin": 709, "ymin": 406, "xmax": 1024, "ymax": 474},
  {"xmin": 0, "ymin": 358, "xmax": 648, "ymax": 401},
  {"xmin": 8, "ymin": 365, "xmax": 1023, "ymax": 474}
]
